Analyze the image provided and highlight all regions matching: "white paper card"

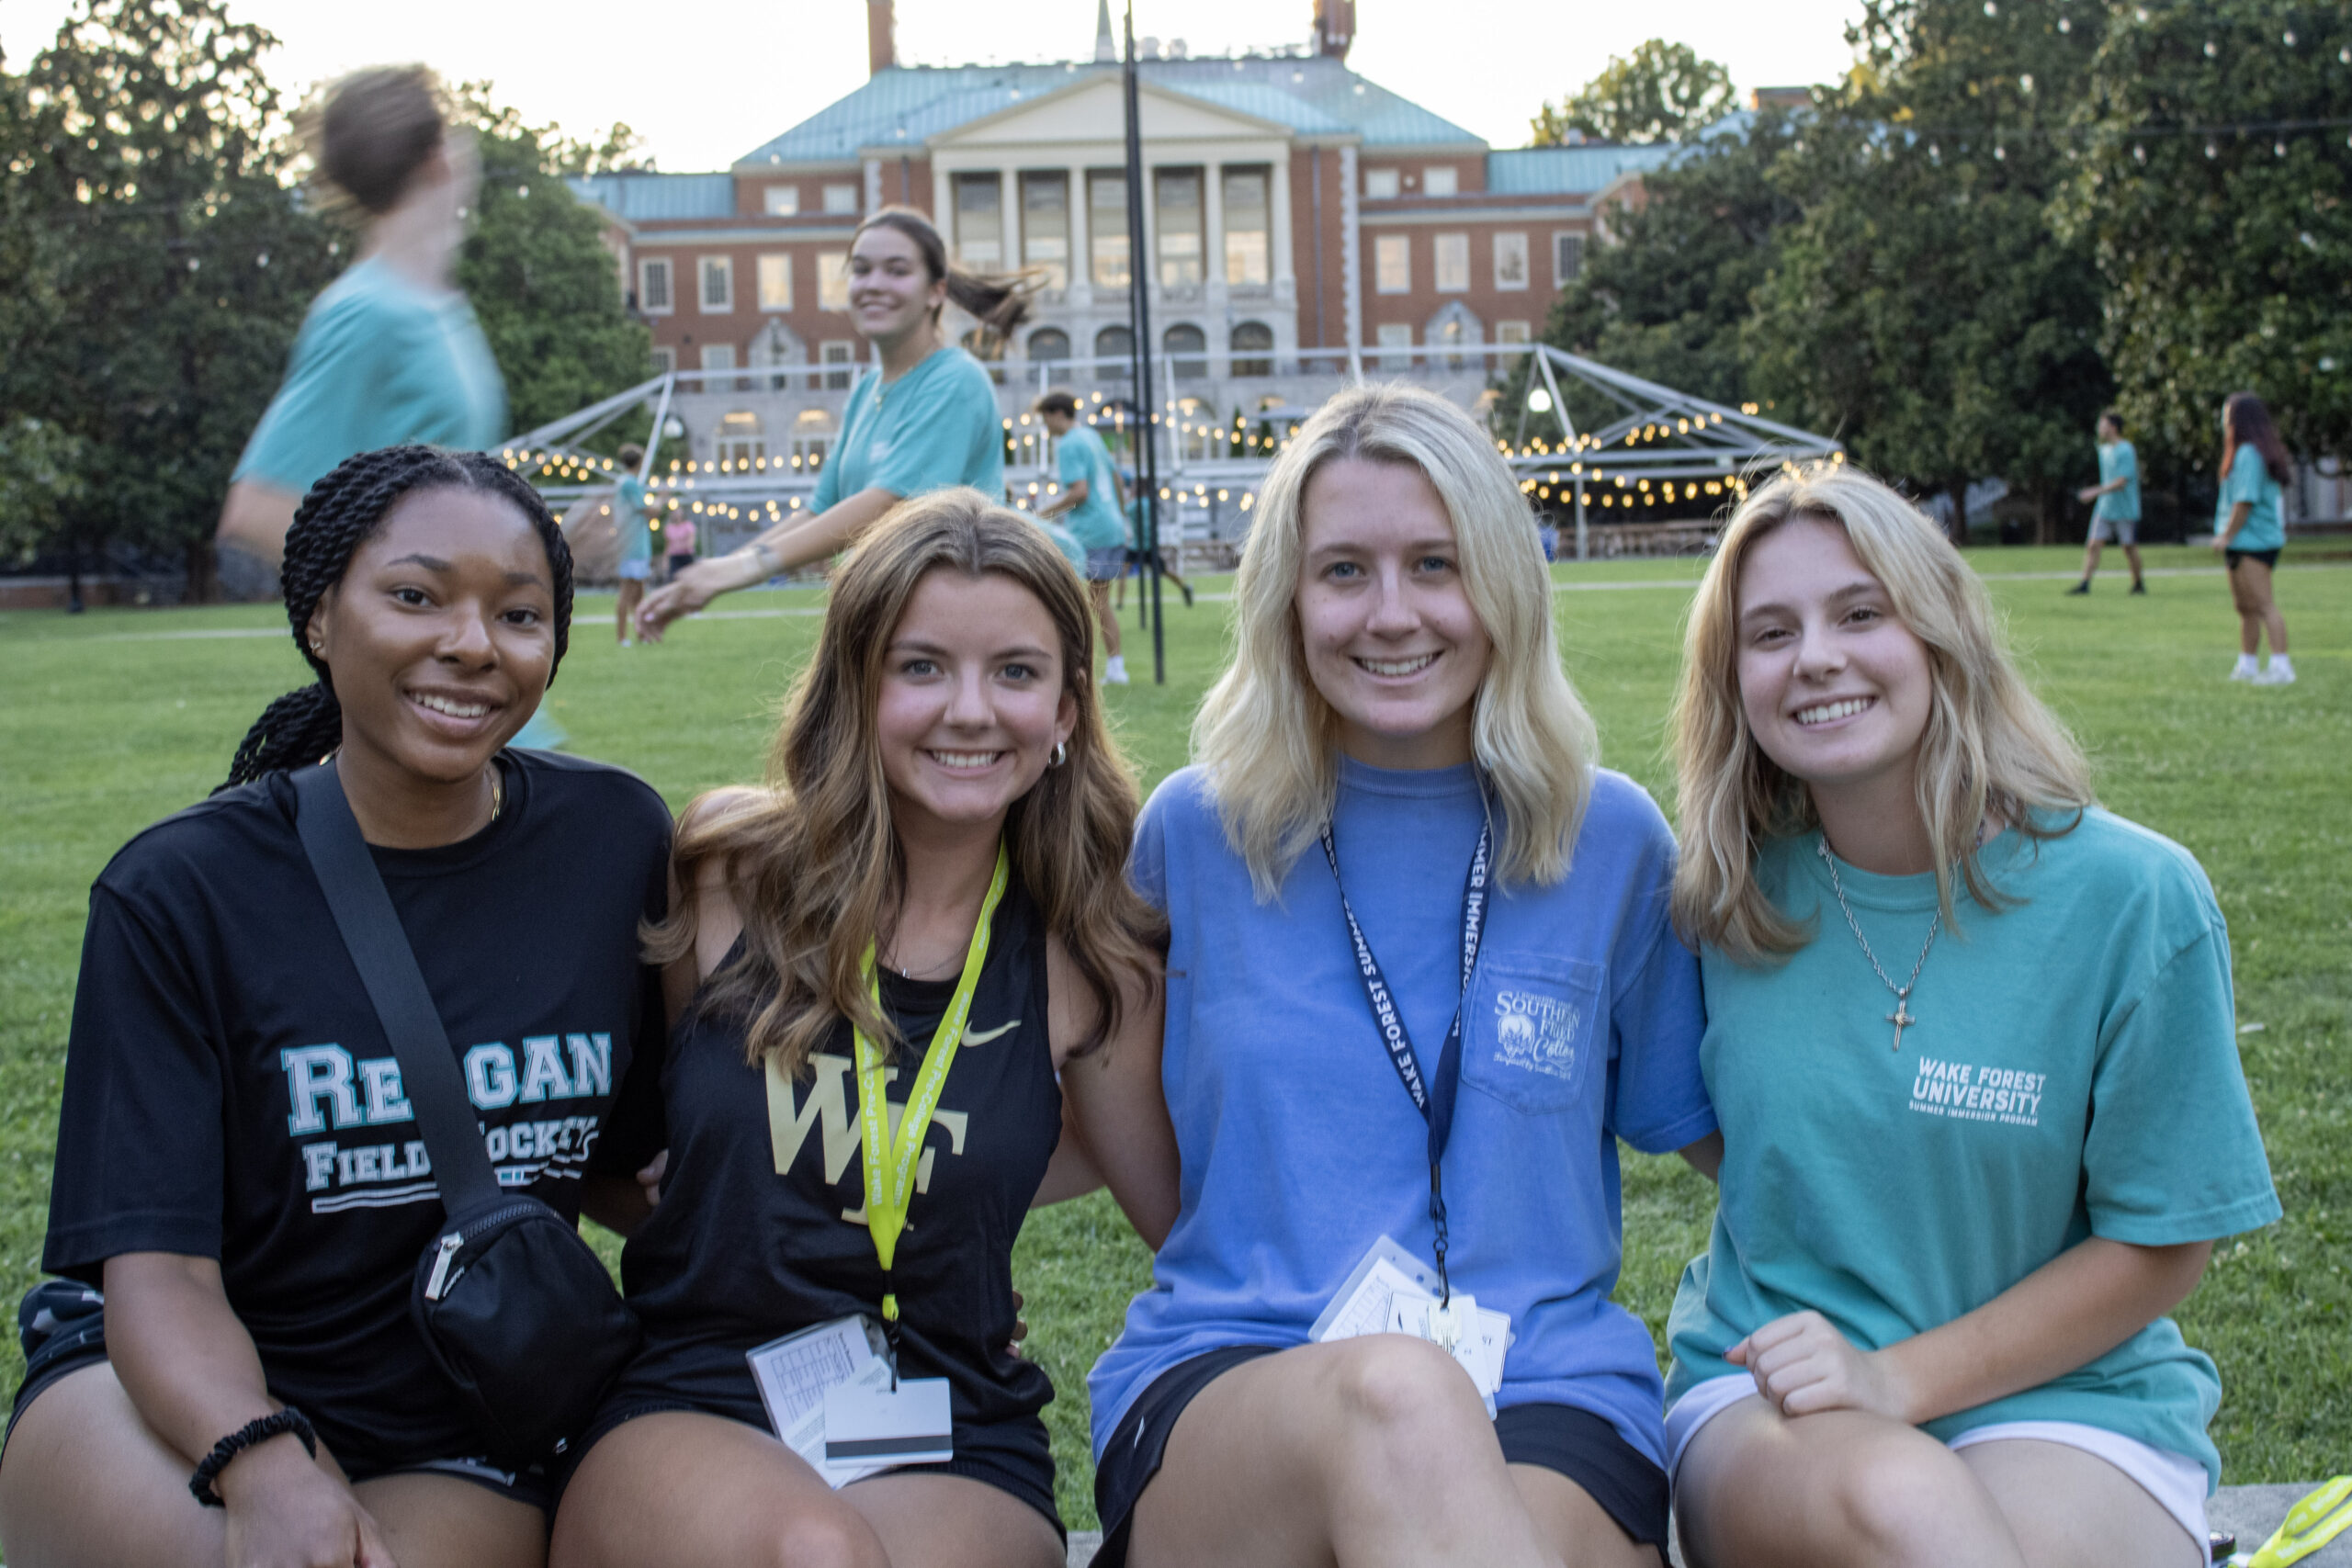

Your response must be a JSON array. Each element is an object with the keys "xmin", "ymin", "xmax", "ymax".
[
  {"xmin": 1389, "ymin": 1292, "xmax": 1512, "ymax": 1404},
  {"xmin": 1310, "ymin": 1235, "xmax": 1444, "ymax": 1344},
  {"xmin": 822, "ymin": 1377, "xmax": 953, "ymax": 1468},
  {"xmin": 746, "ymin": 1314, "xmax": 897, "ymax": 1488}
]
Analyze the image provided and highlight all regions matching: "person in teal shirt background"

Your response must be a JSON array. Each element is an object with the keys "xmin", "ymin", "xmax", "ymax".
[
  {"xmin": 2211, "ymin": 392, "xmax": 2295, "ymax": 684},
  {"xmin": 1035, "ymin": 391, "xmax": 1133, "ymax": 683},
  {"xmin": 1663, "ymin": 464, "xmax": 2277, "ymax": 1568},
  {"xmin": 2068, "ymin": 410, "xmax": 2143, "ymax": 596},
  {"xmin": 635, "ymin": 209, "xmax": 1032, "ymax": 640},
  {"xmin": 613, "ymin": 443, "xmax": 654, "ymax": 646}
]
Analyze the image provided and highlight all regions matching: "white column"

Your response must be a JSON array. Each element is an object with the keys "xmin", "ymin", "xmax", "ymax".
[
  {"xmin": 863, "ymin": 157, "xmax": 882, "ymax": 214},
  {"xmin": 1067, "ymin": 164, "xmax": 1091, "ymax": 305},
  {"xmin": 932, "ymin": 164, "xmax": 954, "ymax": 235},
  {"xmin": 1204, "ymin": 161, "xmax": 1227, "ymax": 299},
  {"xmin": 1270, "ymin": 151, "xmax": 1295, "ymax": 302},
  {"xmin": 1339, "ymin": 144, "xmax": 1362, "ymax": 378},
  {"xmin": 1000, "ymin": 169, "xmax": 1021, "ymax": 280}
]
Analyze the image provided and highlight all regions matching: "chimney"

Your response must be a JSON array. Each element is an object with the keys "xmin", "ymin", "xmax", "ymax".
[
  {"xmin": 1094, "ymin": 0, "xmax": 1115, "ymax": 62},
  {"xmin": 867, "ymin": 0, "xmax": 895, "ymax": 74},
  {"xmin": 1313, "ymin": 0, "xmax": 1353, "ymax": 60}
]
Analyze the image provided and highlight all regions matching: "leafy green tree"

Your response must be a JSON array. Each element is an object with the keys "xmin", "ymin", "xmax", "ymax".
[
  {"xmin": 0, "ymin": 419, "xmax": 89, "ymax": 570},
  {"xmin": 1532, "ymin": 40, "xmax": 1736, "ymax": 146},
  {"xmin": 2055, "ymin": 0, "xmax": 2352, "ymax": 468}
]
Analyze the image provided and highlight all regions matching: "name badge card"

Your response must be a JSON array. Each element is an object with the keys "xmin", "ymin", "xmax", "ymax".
[
  {"xmin": 746, "ymin": 1315, "xmax": 900, "ymax": 1488},
  {"xmin": 821, "ymin": 1377, "xmax": 953, "ymax": 1468},
  {"xmin": 1317, "ymin": 1237, "xmax": 1513, "ymax": 1415},
  {"xmin": 1388, "ymin": 1292, "xmax": 1512, "ymax": 1407}
]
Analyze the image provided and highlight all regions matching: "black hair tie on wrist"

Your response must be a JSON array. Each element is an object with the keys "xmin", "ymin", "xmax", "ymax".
[{"xmin": 188, "ymin": 1407, "xmax": 318, "ymax": 1507}]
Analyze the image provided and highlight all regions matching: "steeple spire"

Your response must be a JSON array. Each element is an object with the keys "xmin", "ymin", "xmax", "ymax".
[{"xmin": 1094, "ymin": 0, "xmax": 1116, "ymax": 62}]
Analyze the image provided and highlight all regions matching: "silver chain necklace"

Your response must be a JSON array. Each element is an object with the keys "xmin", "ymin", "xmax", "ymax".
[{"xmin": 1816, "ymin": 838, "xmax": 1940, "ymax": 1052}]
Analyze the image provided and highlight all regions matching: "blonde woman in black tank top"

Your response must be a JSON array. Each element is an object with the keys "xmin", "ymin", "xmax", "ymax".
[{"xmin": 549, "ymin": 491, "xmax": 1177, "ymax": 1568}]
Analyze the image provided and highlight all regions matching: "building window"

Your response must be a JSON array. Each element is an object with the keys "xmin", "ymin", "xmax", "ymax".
[
  {"xmin": 1164, "ymin": 322, "xmax": 1207, "ymax": 378},
  {"xmin": 763, "ymin": 184, "xmax": 800, "ymax": 216},
  {"xmin": 1424, "ymin": 165, "xmax": 1458, "ymax": 197},
  {"xmin": 1095, "ymin": 323, "xmax": 1133, "ymax": 378},
  {"xmin": 1555, "ymin": 232, "xmax": 1586, "ymax": 285},
  {"xmin": 1020, "ymin": 172, "xmax": 1069, "ymax": 289},
  {"xmin": 1363, "ymin": 167, "xmax": 1399, "ymax": 199},
  {"xmin": 1374, "ymin": 234, "xmax": 1410, "ymax": 294},
  {"xmin": 1494, "ymin": 232, "xmax": 1529, "ymax": 290},
  {"xmin": 1434, "ymin": 234, "xmax": 1469, "ymax": 293},
  {"xmin": 717, "ymin": 412, "xmax": 764, "ymax": 467},
  {"xmin": 793, "ymin": 408, "xmax": 834, "ymax": 470},
  {"xmin": 954, "ymin": 173, "xmax": 1003, "ymax": 269},
  {"xmin": 1028, "ymin": 327, "xmax": 1070, "ymax": 363},
  {"xmin": 650, "ymin": 344, "xmax": 677, "ymax": 375},
  {"xmin": 1155, "ymin": 168, "xmax": 1204, "ymax": 287},
  {"xmin": 1223, "ymin": 166, "xmax": 1271, "ymax": 286},
  {"xmin": 1089, "ymin": 172, "xmax": 1131, "ymax": 288},
  {"xmin": 819, "ymin": 253, "xmax": 851, "ymax": 311},
  {"xmin": 700, "ymin": 344, "xmax": 738, "ymax": 389},
  {"xmin": 699, "ymin": 255, "xmax": 733, "ymax": 312},
  {"xmin": 822, "ymin": 183, "xmax": 859, "ymax": 215},
  {"xmin": 756, "ymin": 254, "xmax": 793, "ymax": 310},
  {"xmin": 820, "ymin": 341, "xmax": 856, "ymax": 390},
  {"xmin": 1375, "ymin": 322, "xmax": 1412, "ymax": 369},
  {"xmin": 638, "ymin": 256, "xmax": 673, "ymax": 314},
  {"xmin": 1496, "ymin": 320, "xmax": 1532, "ymax": 344},
  {"xmin": 1230, "ymin": 320, "xmax": 1273, "ymax": 377}
]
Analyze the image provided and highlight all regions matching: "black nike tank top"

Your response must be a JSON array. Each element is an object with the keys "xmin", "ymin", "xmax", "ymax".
[{"xmin": 612, "ymin": 874, "xmax": 1060, "ymax": 1428}]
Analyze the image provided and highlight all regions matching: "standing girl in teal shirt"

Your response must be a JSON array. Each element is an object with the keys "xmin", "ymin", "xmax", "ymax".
[
  {"xmin": 635, "ymin": 210, "xmax": 1029, "ymax": 640},
  {"xmin": 1662, "ymin": 465, "xmax": 2278, "ymax": 1568},
  {"xmin": 2211, "ymin": 392, "xmax": 2296, "ymax": 685}
]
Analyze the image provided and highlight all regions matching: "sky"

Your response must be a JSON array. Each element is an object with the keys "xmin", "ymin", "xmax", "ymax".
[{"xmin": 2, "ymin": 0, "xmax": 1871, "ymax": 170}]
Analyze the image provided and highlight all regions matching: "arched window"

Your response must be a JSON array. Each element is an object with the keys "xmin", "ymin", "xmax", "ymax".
[
  {"xmin": 1164, "ymin": 322, "xmax": 1207, "ymax": 379},
  {"xmin": 1229, "ymin": 321, "xmax": 1274, "ymax": 377},
  {"xmin": 1028, "ymin": 327, "xmax": 1070, "ymax": 362},
  {"xmin": 1095, "ymin": 324, "xmax": 1134, "ymax": 380}
]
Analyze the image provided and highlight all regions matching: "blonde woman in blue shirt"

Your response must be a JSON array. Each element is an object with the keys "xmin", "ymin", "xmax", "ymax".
[
  {"xmin": 2211, "ymin": 392, "xmax": 2296, "ymax": 685},
  {"xmin": 635, "ymin": 210, "xmax": 1028, "ymax": 640},
  {"xmin": 1662, "ymin": 464, "xmax": 2278, "ymax": 1568}
]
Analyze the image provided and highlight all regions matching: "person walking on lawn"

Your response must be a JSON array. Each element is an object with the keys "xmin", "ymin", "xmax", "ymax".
[
  {"xmin": 1033, "ymin": 391, "xmax": 1133, "ymax": 684},
  {"xmin": 2068, "ymin": 411, "xmax": 2144, "ymax": 596},
  {"xmin": 2211, "ymin": 392, "xmax": 2296, "ymax": 685}
]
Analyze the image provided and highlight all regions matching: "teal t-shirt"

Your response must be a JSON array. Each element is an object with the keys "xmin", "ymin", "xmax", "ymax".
[
  {"xmin": 2217, "ymin": 446, "xmax": 2285, "ymax": 551},
  {"xmin": 234, "ymin": 257, "xmax": 504, "ymax": 495},
  {"xmin": 616, "ymin": 476, "xmax": 652, "ymax": 565},
  {"xmin": 1666, "ymin": 810, "xmax": 2279, "ymax": 1487},
  {"xmin": 1054, "ymin": 424, "xmax": 1127, "ymax": 552},
  {"xmin": 811, "ymin": 346, "xmax": 1004, "ymax": 512},
  {"xmin": 2094, "ymin": 439, "xmax": 2140, "ymax": 523}
]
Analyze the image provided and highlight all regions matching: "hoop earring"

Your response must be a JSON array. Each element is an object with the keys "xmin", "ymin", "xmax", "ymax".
[{"xmin": 1050, "ymin": 740, "xmax": 1069, "ymax": 768}]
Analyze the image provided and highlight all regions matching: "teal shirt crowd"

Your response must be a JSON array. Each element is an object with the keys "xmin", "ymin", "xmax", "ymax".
[
  {"xmin": 1667, "ymin": 810, "xmax": 2280, "ymax": 1487},
  {"xmin": 2217, "ymin": 446, "xmax": 2286, "ymax": 552},
  {"xmin": 616, "ymin": 476, "xmax": 652, "ymax": 565},
  {"xmin": 811, "ymin": 346, "xmax": 1004, "ymax": 513},
  {"xmin": 1054, "ymin": 423, "xmax": 1128, "ymax": 553},
  {"xmin": 234, "ymin": 256, "xmax": 504, "ymax": 495},
  {"xmin": 2094, "ymin": 438, "xmax": 2140, "ymax": 523}
]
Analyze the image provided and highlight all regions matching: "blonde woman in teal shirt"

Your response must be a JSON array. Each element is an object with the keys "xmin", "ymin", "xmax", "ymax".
[
  {"xmin": 2211, "ymin": 392, "xmax": 2295, "ymax": 685},
  {"xmin": 635, "ymin": 210, "xmax": 1028, "ymax": 641},
  {"xmin": 1662, "ymin": 464, "xmax": 2278, "ymax": 1568}
]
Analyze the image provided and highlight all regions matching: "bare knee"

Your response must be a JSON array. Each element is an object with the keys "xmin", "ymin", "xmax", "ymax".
[
  {"xmin": 763, "ymin": 1509, "xmax": 890, "ymax": 1568},
  {"xmin": 1327, "ymin": 1337, "xmax": 1487, "ymax": 1449},
  {"xmin": 1827, "ymin": 1436, "xmax": 2000, "ymax": 1562}
]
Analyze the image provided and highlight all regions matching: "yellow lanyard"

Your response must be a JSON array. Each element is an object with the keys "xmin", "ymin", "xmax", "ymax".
[{"xmin": 854, "ymin": 841, "xmax": 1009, "ymax": 1327}]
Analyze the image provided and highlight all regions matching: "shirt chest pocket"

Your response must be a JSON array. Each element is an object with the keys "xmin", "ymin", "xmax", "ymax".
[{"xmin": 1460, "ymin": 953, "xmax": 1605, "ymax": 1115}]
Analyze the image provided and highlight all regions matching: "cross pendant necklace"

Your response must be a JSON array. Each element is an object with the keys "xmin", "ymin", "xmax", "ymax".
[{"xmin": 1817, "ymin": 839, "xmax": 1942, "ymax": 1053}]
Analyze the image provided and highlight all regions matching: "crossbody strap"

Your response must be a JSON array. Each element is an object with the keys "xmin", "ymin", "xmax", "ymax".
[{"xmin": 291, "ymin": 762, "xmax": 504, "ymax": 1216}]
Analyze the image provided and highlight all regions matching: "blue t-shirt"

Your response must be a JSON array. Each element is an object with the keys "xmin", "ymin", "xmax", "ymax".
[
  {"xmin": 1090, "ymin": 760, "xmax": 1715, "ymax": 1467},
  {"xmin": 2094, "ymin": 439, "xmax": 2140, "ymax": 523},
  {"xmin": 812, "ymin": 347, "xmax": 1004, "ymax": 512},
  {"xmin": 2217, "ymin": 445, "xmax": 2285, "ymax": 551},
  {"xmin": 1054, "ymin": 424, "xmax": 1127, "ymax": 552},
  {"xmin": 235, "ymin": 257, "xmax": 504, "ymax": 495},
  {"xmin": 616, "ymin": 476, "xmax": 652, "ymax": 565},
  {"xmin": 1667, "ymin": 811, "xmax": 2280, "ymax": 1487}
]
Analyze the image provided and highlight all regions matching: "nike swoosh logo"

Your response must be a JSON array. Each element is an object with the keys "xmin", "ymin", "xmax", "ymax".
[{"xmin": 962, "ymin": 1020, "xmax": 1021, "ymax": 1046}]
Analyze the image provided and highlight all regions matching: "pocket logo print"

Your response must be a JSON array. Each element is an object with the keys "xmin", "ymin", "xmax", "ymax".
[{"xmin": 1494, "ymin": 989, "xmax": 1581, "ymax": 1080}]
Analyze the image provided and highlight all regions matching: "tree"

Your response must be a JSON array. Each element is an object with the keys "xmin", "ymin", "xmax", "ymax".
[
  {"xmin": 1532, "ymin": 40, "xmax": 1736, "ymax": 146},
  {"xmin": 2055, "ymin": 0, "xmax": 2352, "ymax": 468},
  {"xmin": 1744, "ymin": 0, "xmax": 2112, "ymax": 540}
]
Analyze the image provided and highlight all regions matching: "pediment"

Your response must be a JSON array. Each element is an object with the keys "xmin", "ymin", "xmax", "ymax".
[{"xmin": 933, "ymin": 76, "xmax": 1288, "ymax": 150}]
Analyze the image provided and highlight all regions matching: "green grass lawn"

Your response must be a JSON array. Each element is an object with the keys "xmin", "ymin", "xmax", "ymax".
[{"xmin": 1, "ymin": 543, "xmax": 2343, "ymax": 1528}]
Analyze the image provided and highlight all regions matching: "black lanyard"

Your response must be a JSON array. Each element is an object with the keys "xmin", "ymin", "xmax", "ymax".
[{"xmin": 1318, "ymin": 817, "xmax": 1492, "ymax": 1304}]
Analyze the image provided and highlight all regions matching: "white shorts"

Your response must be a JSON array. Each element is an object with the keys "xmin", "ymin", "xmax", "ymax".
[
  {"xmin": 2089, "ymin": 514, "xmax": 2139, "ymax": 545},
  {"xmin": 616, "ymin": 558, "xmax": 652, "ymax": 581},
  {"xmin": 1664, "ymin": 1374, "xmax": 2208, "ymax": 1548}
]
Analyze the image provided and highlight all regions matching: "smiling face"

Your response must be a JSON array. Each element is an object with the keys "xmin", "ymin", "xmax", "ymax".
[
  {"xmin": 306, "ymin": 487, "xmax": 556, "ymax": 786},
  {"xmin": 1295, "ymin": 455, "xmax": 1493, "ymax": 771},
  {"xmin": 847, "ymin": 221, "xmax": 946, "ymax": 350},
  {"xmin": 1734, "ymin": 514, "xmax": 1934, "ymax": 810},
  {"xmin": 875, "ymin": 568, "xmax": 1078, "ymax": 838}
]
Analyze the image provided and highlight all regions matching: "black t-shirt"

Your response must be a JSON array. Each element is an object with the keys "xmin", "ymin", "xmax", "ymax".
[
  {"xmin": 43, "ymin": 750, "xmax": 673, "ymax": 1468},
  {"xmin": 606, "ymin": 874, "xmax": 1059, "ymax": 1432}
]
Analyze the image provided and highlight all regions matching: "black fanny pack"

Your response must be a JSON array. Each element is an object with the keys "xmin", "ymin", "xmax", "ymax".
[{"xmin": 293, "ymin": 761, "xmax": 640, "ymax": 1465}]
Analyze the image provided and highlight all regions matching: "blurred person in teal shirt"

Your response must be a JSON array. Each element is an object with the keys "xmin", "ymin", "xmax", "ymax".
[
  {"xmin": 2211, "ymin": 391, "xmax": 2295, "ymax": 685},
  {"xmin": 613, "ymin": 443, "xmax": 654, "ymax": 646},
  {"xmin": 1035, "ymin": 391, "xmax": 1133, "ymax": 683},
  {"xmin": 2067, "ymin": 411, "xmax": 2143, "ymax": 596},
  {"xmin": 634, "ymin": 209, "xmax": 1032, "ymax": 640}
]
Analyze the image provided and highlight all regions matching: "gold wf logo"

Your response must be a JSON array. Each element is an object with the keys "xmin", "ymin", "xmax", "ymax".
[{"xmin": 765, "ymin": 1052, "xmax": 970, "ymax": 1224}]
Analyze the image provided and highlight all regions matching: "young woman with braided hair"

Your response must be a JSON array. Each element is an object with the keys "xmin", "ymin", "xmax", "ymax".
[{"xmin": 0, "ymin": 446, "xmax": 673, "ymax": 1568}]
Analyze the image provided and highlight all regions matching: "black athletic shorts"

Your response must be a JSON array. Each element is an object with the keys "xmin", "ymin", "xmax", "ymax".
[
  {"xmin": 1089, "ymin": 1343, "xmax": 1669, "ymax": 1566},
  {"xmin": 6, "ymin": 1280, "xmax": 557, "ymax": 1513},
  {"xmin": 2225, "ymin": 547, "xmax": 2281, "ymax": 570}
]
